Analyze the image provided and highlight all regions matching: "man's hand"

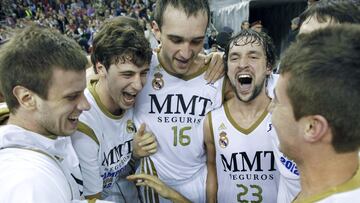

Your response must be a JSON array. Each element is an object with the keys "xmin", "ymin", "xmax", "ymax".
[
  {"xmin": 204, "ymin": 52, "xmax": 225, "ymax": 83},
  {"xmin": 127, "ymin": 174, "xmax": 190, "ymax": 203},
  {"xmin": 133, "ymin": 124, "xmax": 157, "ymax": 159}
]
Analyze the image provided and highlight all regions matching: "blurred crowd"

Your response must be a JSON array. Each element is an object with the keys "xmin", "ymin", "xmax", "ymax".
[{"xmin": 0, "ymin": 0, "xmax": 157, "ymax": 52}]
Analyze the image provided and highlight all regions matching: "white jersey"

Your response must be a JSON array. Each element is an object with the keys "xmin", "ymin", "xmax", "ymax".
[
  {"xmin": 270, "ymin": 127, "xmax": 301, "ymax": 203},
  {"xmin": 210, "ymin": 103, "xmax": 279, "ymax": 203},
  {"xmin": 0, "ymin": 124, "xmax": 84, "ymax": 202},
  {"xmin": 71, "ymin": 81, "xmax": 139, "ymax": 202},
  {"xmin": 134, "ymin": 54, "xmax": 224, "ymax": 202},
  {"xmin": 267, "ymin": 73, "xmax": 301, "ymax": 202},
  {"xmin": 298, "ymin": 166, "xmax": 360, "ymax": 203}
]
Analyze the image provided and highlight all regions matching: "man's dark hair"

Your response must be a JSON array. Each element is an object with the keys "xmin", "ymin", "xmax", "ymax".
[
  {"xmin": 0, "ymin": 26, "xmax": 87, "ymax": 113},
  {"xmin": 223, "ymin": 29, "xmax": 276, "ymax": 73},
  {"xmin": 280, "ymin": 24, "xmax": 360, "ymax": 153},
  {"xmin": 300, "ymin": 0, "xmax": 360, "ymax": 27},
  {"xmin": 91, "ymin": 16, "xmax": 152, "ymax": 73}
]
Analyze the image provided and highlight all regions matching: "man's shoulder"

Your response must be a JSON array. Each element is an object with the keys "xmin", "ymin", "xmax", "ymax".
[
  {"xmin": 0, "ymin": 149, "xmax": 70, "ymax": 201},
  {"xmin": 316, "ymin": 187, "xmax": 360, "ymax": 203},
  {"xmin": 0, "ymin": 148, "xmax": 65, "ymax": 176}
]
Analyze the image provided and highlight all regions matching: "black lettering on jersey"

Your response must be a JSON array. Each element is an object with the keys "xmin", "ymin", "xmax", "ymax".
[
  {"xmin": 267, "ymin": 124, "xmax": 272, "ymax": 132},
  {"xmin": 149, "ymin": 94, "xmax": 212, "ymax": 116},
  {"xmin": 102, "ymin": 140, "xmax": 132, "ymax": 166},
  {"xmin": 71, "ymin": 173, "xmax": 84, "ymax": 196},
  {"xmin": 221, "ymin": 151, "xmax": 276, "ymax": 172}
]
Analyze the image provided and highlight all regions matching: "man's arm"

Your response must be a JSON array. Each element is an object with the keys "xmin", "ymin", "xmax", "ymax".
[
  {"xmin": 127, "ymin": 174, "xmax": 190, "ymax": 203},
  {"xmin": 203, "ymin": 114, "xmax": 218, "ymax": 203}
]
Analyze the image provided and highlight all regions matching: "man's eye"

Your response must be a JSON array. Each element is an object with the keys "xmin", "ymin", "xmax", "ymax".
[
  {"xmin": 170, "ymin": 38, "xmax": 182, "ymax": 44},
  {"xmin": 191, "ymin": 40, "xmax": 203, "ymax": 45},
  {"xmin": 66, "ymin": 95, "xmax": 78, "ymax": 101}
]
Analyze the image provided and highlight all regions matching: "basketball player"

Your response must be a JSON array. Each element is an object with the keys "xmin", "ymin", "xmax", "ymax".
[
  {"xmin": 133, "ymin": 0, "xmax": 224, "ymax": 202},
  {"xmin": 205, "ymin": 29, "xmax": 280, "ymax": 202},
  {"xmin": 273, "ymin": 1, "xmax": 360, "ymax": 201},
  {"xmin": 270, "ymin": 24, "xmax": 360, "ymax": 203},
  {"xmin": 71, "ymin": 17, "xmax": 157, "ymax": 202},
  {"xmin": 0, "ymin": 26, "xmax": 92, "ymax": 202}
]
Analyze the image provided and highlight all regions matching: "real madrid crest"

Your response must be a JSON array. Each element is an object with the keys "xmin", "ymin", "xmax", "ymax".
[
  {"xmin": 219, "ymin": 131, "xmax": 229, "ymax": 148},
  {"xmin": 152, "ymin": 72, "xmax": 164, "ymax": 90},
  {"xmin": 126, "ymin": 120, "xmax": 136, "ymax": 133}
]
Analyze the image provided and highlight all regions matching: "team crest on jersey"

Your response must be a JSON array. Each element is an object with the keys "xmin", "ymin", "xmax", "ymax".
[
  {"xmin": 126, "ymin": 120, "xmax": 136, "ymax": 133},
  {"xmin": 152, "ymin": 72, "xmax": 164, "ymax": 90},
  {"xmin": 219, "ymin": 131, "xmax": 229, "ymax": 148}
]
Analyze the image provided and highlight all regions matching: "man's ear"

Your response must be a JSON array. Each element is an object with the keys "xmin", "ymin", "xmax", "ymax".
[
  {"xmin": 266, "ymin": 64, "xmax": 273, "ymax": 75},
  {"xmin": 12, "ymin": 86, "xmax": 36, "ymax": 110},
  {"xmin": 151, "ymin": 20, "xmax": 161, "ymax": 42},
  {"xmin": 96, "ymin": 62, "xmax": 107, "ymax": 77},
  {"xmin": 303, "ymin": 115, "xmax": 330, "ymax": 143}
]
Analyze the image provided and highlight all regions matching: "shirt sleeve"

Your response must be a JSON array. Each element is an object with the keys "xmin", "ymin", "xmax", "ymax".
[{"xmin": 71, "ymin": 130, "xmax": 103, "ymax": 196}]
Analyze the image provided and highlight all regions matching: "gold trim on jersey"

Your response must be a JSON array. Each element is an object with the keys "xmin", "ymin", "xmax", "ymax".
[
  {"xmin": 88, "ymin": 198, "xmax": 97, "ymax": 203},
  {"xmin": 157, "ymin": 55, "xmax": 209, "ymax": 81},
  {"xmin": 140, "ymin": 157, "xmax": 160, "ymax": 203},
  {"xmin": 224, "ymin": 102, "xmax": 269, "ymax": 135},
  {"xmin": 77, "ymin": 121, "xmax": 99, "ymax": 145},
  {"xmin": 88, "ymin": 80, "xmax": 125, "ymax": 120},
  {"xmin": 293, "ymin": 163, "xmax": 360, "ymax": 203}
]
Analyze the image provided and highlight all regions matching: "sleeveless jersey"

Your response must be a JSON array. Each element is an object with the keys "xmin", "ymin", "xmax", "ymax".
[
  {"xmin": 71, "ymin": 81, "xmax": 139, "ymax": 202},
  {"xmin": 210, "ymin": 103, "xmax": 279, "ymax": 203},
  {"xmin": 133, "ymin": 54, "xmax": 224, "ymax": 202}
]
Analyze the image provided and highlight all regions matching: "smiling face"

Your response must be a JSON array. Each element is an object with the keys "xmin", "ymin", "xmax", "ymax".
[
  {"xmin": 154, "ymin": 5, "xmax": 208, "ymax": 76},
  {"xmin": 226, "ymin": 38, "xmax": 271, "ymax": 103},
  {"xmin": 99, "ymin": 61, "xmax": 149, "ymax": 112},
  {"xmin": 34, "ymin": 68, "xmax": 90, "ymax": 136}
]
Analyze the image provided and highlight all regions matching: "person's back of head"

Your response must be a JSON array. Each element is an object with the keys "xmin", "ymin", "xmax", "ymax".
[
  {"xmin": 280, "ymin": 24, "xmax": 360, "ymax": 153},
  {"xmin": 299, "ymin": 0, "xmax": 360, "ymax": 33},
  {"xmin": 91, "ymin": 16, "xmax": 152, "ymax": 74},
  {"xmin": 0, "ymin": 25, "xmax": 88, "ymax": 114},
  {"xmin": 153, "ymin": 0, "xmax": 210, "ymax": 30},
  {"xmin": 223, "ymin": 29, "xmax": 276, "ymax": 73}
]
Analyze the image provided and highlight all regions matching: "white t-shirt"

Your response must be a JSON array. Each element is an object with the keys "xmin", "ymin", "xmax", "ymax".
[
  {"xmin": 71, "ymin": 81, "xmax": 139, "ymax": 202},
  {"xmin": 0, "ymin": 125, "xmax": 84, "ymax": 202}
]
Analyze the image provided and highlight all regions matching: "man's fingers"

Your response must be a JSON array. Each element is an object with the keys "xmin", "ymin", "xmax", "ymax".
[
  {"xmin": 127, "ymin": 174, "xmax": 161, "ymax": 184},
  {"xmin": 141, "ymin": 142, "xmax": 158, "ymax": 153},
  {"xmin": 138, "ymin": 132, "xmax": 156, "ymax": 146},
  {"xmin": 204, "ymin": 53, "xmax": 214, "ymax": 79},
  {"xmin": 136, "ymin": 123, "xmax": 146, "ymax": 137}
]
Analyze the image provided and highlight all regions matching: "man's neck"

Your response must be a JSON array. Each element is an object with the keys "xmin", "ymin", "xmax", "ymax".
[
  {"xmin": 227, "ymin": 90, "xmax": 271, "ymax": 129},
  {"xmin": 8, "ymin": 112, "xmax": 57, "ymax": 139},
  {"xmin": 297, "ymin": 151, "xmax": 359, "ymax": 201},
  {"xmin": 95, "ymin": 80, "xmax": 124, "ymax": 116}
]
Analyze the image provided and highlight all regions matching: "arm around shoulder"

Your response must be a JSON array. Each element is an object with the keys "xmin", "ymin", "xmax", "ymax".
[{"xmin": 203, "ymin": 114, "xmax": 218, "ymax": 203}]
